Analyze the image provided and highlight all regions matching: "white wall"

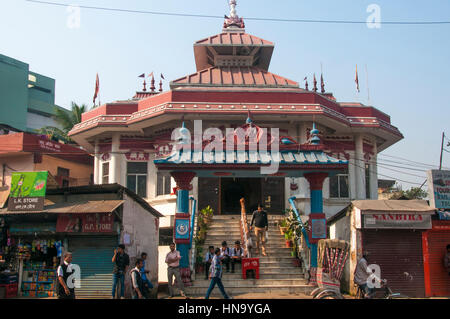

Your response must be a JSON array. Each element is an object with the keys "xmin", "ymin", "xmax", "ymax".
[
  {"xmin": 121, "ymin": 193, "xmax": 159, "ymax": 297},
  {"xmin": 158, "ymin": 246, "xmax": 171, "ymax": 284}
]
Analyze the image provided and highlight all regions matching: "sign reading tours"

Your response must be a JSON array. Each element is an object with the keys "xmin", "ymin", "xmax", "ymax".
[
  {"xmin": 56, "ymin": 213, "xmax": 114, "ymax": 233},
  {"xmin": 427, "ymin": 170, "xmax": 450, "ymax": 209},
  {"xmin": 8, "ymin": 171, "xmax": 48, "ymax": 211},
  {"xmin": 364, "ymin": 213, "xmax": 432, "ymax": 229}
]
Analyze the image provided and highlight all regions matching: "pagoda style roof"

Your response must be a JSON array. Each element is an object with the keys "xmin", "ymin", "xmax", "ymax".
[
  {"xmin": 171, "ymin": 66, "xmax": 298, "ymax": 89},
  {"xmin": 195, "ymin": 32, "xmax": 274, "ymax": 46},
  {"xmin": 194, "ymin": 31, "xmax": 274, "ymax": 71}
]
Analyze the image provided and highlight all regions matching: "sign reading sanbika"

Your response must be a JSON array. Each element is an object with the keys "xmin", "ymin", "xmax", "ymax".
[
  {"xmin": 364, "ymin": 213, "xmax": 432, "ymax": 229},
  {"xmin": 427, "ymin": 169, "xmax": 450, "ymax": 209},
  {"xmin": 8, "ymin": 171, "xmax": 48, "ymax": 211}
]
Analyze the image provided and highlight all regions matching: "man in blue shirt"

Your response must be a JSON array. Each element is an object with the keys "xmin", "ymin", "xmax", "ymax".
[
  {"xmin": 205, "ymin": 248, "xmax": 231, "ymax": 299},
  {"xmin": 140, "ymin": 252, "xmax": 153, "ymax": 294}
]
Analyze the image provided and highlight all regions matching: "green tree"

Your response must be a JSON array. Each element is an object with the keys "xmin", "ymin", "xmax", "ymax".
[
  {"xmin": 37, "ymin": 102, "xmax": 88, "ymax": 142},
  {"xmin": 389, "ymin": 187, "xmax": 428, "ymax": 200}
]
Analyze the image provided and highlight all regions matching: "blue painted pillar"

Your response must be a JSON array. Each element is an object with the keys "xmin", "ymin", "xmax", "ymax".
[
  {"xmin": 171, "ymin": 171, "xmax": 196, "ymax": 286},
  {"xmin": 304, "ymin": 172, "xmax": 328, "ymax": 284},
  {"xmin": 176, "ymin": 189, "xmax": 190, "ymax": 268}
]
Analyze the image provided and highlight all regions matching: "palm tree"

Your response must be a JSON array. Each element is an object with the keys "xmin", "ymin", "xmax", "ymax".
[{"xmin": 37, "ymin": 102, "xmax": 88, "ymax": 142}]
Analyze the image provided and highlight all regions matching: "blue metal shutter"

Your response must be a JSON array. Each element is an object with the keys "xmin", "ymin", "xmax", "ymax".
[{"xmin": 69, "ymin": 236, "xmax": 118, "ymax": 299}]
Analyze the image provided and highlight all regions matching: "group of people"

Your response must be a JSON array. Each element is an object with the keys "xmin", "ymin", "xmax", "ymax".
[{"xmin": 56, "ymin": 244, "xmax": 153, "ymax": 299}]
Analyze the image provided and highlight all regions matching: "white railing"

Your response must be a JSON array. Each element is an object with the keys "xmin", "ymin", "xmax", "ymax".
[{"xmin": 240, "ymin": 198, "xmax": 252, "ymax": 258}]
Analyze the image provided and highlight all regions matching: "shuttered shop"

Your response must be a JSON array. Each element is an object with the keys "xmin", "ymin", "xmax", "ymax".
[
  {"xmin": 423, "ymin": 221, "xmax": 450, "ymax": 297},
  {"xmin": 363, "ymin": 230, "xmax": 425, "ymax": 298},
  {"xmin": 69, "ymin": 236, "xmax": 118, "ymax": 299}
]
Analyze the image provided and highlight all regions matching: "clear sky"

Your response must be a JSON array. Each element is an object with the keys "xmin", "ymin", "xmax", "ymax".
[{"xmin": 1, "ymin": 0, "xmax": 450, "ymax": 191}]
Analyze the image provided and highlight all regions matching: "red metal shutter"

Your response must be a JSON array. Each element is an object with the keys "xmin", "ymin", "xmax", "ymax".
[
  {"xmin": 363, "ymin": 229, "xmax": 425, "ymax": 298},
  {"xmin": 425, "ymin": 230, "xmax": 450, "ymax": 296}
]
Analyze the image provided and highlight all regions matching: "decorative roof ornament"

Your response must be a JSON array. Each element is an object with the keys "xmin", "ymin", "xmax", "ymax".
[
  {"xmin": 246, "ymin": 109, "xmax": 253, "ymax": 124},
  {"xmin": 310, "ymin": 123, "xmax": 321, "ymax": 145},
  {"xmin": 223, "ymin": 0, "xmax": 245, "ymax": 30}
]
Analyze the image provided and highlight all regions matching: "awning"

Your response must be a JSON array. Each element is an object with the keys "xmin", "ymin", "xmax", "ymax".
[
  {"xmin": 0, "ymin": 187, "xmax": 9, "ymax": 208},
  {"xmin": 353, "ymin": 200, "xmax": 435, "ymax": 214},
  {"xmin": 0, "ymin": 200, "xmax": 124, "ymax": 215},
  {"xmin": 154, "ymin": 150, "xmax": 347, "ymax": 178}
]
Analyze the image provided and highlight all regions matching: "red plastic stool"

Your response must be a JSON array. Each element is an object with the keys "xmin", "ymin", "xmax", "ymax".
[{"xmin": 242, "ymin": 258, "xmax": 259, "ymax": 279}]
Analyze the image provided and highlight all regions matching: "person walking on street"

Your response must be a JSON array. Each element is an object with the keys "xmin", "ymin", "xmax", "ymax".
[
  {"xmin": 57, "ymin": 252, "xmax": 75, "ymax": 299},
  {"xmin": 204, "ymin": 246, "xmax": 215, "ymax": 280},
  {"xmin": 205, "ymin": 248, "xmax": 231, "ymax": 299},
  {"xmin": 231, "ymin": 240, "xmax": 245, "ymax": 273},
  {"xmin": 250, "ymin": 204, "xmax": 268, "ymax": 256},
  {"xmin": 220, "ymin": 241, "xmax": 231, "ymax": 272},
  {"xmin": 131, "ymin": 258, "xmax": 146, "ymax": 299},
  {"xmin": 140, "ymin": 252, "xmax": 153, "ymax": 295},
  {"xmin": 165, "ymin": 242, "xmax": 186, "ymax": 298},
  {"xmin": 444, "ymin": 244, "xmax": 450, "ymax": 276},
  {"xmin": 112, "ymin": 244, "xmax": 130, "ymax": 299}
]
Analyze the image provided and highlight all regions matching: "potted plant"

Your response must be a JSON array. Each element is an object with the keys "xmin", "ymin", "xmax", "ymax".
[
  {"xmin": 279, "ymin": 218, "xmax": 289, "ymax": 235},
  {"xmin": 194, "ymin": 247, "xmax": 204, "ymax": 274},
  {"xmin": 284, "ymin": 229, "xmax": 293, "ymax": 248}
]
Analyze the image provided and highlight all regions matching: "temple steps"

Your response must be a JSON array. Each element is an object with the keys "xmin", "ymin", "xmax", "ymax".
[{"xmin": 186, "ymin": 214, "xmax": 312, "ymax": 298}]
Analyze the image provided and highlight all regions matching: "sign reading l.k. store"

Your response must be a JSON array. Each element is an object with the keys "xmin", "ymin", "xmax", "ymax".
[{"xmin": 364, "ymin": 213, "xmax": 432, "ymax": 229}]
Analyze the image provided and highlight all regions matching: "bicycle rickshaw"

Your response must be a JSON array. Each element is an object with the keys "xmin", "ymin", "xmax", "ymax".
[{"xmin": 311, "ymin": 239, "xmax": 350, "ymax": 299}]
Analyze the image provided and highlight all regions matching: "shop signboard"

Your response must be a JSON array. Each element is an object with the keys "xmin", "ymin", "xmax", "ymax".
[
  {"xmin": 56, "ymin": 214, "xmax": 114, "ymax": 233},
  {"xmin": 427, "ymin": 169, "xmax": 450, "ymax": 209},
  {"xmin": 363, "ymin": 213, "xmax": 432, "ymax": 229},
  {"xmin": 8, "ymin": 171, "xmax": 48, "ymax": 211},
  {"xmin": 309, "ymin": 213, "xmax": 327, "ymax": 243}
]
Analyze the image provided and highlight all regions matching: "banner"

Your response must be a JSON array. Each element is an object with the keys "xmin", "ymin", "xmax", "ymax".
[
  {"xmin": 8, "ymin": 171, "xmax": 48, "ymax": 211},
  {"xmin": 56, "ymin": 213, "xmax": 114, "ymax": 233},
  {"xmin": 427, "ymin": 170, "xmax": 450, "ymax": 209}
]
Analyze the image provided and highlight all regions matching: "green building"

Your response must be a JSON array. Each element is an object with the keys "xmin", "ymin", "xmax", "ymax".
[{"xmin": 0, "ymin": 54, "xmax": 69, "ymax": 132}]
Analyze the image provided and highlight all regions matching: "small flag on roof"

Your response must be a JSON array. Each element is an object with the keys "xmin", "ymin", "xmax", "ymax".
[{"xmin": 138, "ymin": 73, "xmax": 145, "ymax": 78}]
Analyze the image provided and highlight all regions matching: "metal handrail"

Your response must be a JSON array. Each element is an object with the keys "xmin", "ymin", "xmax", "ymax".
[
  {"xmin": 240, "ymin": 198, "xmax": 251, "ymax": 258},
  {"xmin": 288, "ymin": 196, "xmax": 311, "ymax": 249},
  {"xmin": 189, "ymin": 196, "xmax": 197, "ymax": 275}
]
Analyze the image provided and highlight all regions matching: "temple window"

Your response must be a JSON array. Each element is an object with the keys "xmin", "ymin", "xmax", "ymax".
[
  {"xmin": 126, "ymin": 162, "xmax": 148, "ymax": 198},
  {"xmin": 102, "ymin": 162, "xmax": 109, "ymax": 184},
  {"xmin": 157, "ymin": 171, "xmax": 172, "ymax": 196},
  {"xmin": 329, "ymin": 168, "xmax": 349, "ymax": 199}
]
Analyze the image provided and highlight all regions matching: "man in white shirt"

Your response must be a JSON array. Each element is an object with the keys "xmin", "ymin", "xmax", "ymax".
[
  {"xmin": 165, "ymin": 242, "xmax": 186, "ymax": 298},
  {"xmin": 354, "ymin": 251, "xmax": 381, "ymax": 298},
  {"xmin": 231, "ymin": 240, "xmax": 245, "ymax": 273},
  {"xmin": 220, "ymin": 241, "xmax": 231, "ymax": 273},
  {"xmin": 57, "ymin": 252, "xmax": 75, "ymax": 299},
  {"xmin": 131, "ymin": 258, "xmax": 146, "ymax": 299}
]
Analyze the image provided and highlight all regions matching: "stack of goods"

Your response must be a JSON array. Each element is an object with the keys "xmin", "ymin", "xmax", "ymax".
[{"xmin": 21, "ymin": 261, "xmax": 56, "ymax": 298}]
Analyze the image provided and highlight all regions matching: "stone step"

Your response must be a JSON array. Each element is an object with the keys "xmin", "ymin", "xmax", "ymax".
[
  {"xmin": 191, "ymin": 278, "xmax": 307, "ymax": 287},
  {"xmin": 194, "ymin": 273, "xmax": 304, "ymax": 280},
  {"xmin": 185, "ymin": 285, "xmax": 313, "ymax": 297}
]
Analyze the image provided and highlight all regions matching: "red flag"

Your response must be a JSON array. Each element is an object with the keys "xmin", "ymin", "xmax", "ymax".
[
  {"xmin": 93, "ymin": 73, "xmax": 99, "ymax": 104},
  {"xmin": 355, "ymin": 64, "xmax": 360, "ymax": 93},
  {"xmin": 138, "ymin": 73, "xmax": 145, "ymax": 78},
  {"xmin": 148, "ymin": 72, "xmax": 154, "ymax": 78}
]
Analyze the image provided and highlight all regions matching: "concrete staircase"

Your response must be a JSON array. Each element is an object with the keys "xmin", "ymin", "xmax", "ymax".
[{"xmin": 185, "ymin": 215, "xmax": 312, "ymax": 297}]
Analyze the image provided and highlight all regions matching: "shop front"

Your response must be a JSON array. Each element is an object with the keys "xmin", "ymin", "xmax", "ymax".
[
  {"xmin": 0, "ymin": 203, "xmax": 122, "ymax": 298},
  {"xmin": 0, "ymin": 184, "xmax": 162, "ymax": 299},
  {"xmin": 329, "ymin": 199, "xmax": 435, "ymax": 297},
  {"xmin": 422, "ymin": 218, "xmax": 450, "ymax": 297}
]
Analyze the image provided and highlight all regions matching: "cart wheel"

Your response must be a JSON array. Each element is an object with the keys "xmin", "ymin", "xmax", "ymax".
[{"xmin": 316, "ymin": 290, "xmax": 342, "ymax": 299}]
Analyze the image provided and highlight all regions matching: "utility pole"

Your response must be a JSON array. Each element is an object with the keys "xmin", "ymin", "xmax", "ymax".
[{"xmin": 439, "ymin": 132, "xmax": 445, "ymax": 170}]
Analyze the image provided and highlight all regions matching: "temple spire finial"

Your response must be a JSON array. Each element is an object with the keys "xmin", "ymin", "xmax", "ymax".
[{"xmin": 224, "ymin": 0, "xmax": 245, "ymax": 30}]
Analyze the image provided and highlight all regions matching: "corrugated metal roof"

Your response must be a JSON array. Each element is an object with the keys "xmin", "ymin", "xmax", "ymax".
[
  {"xmin": 171, "ymin": 66, "xmax": 298, "ymax": 88},
  {"xmin": 155, "ymin": 150, "xmax": 346, "ymax": 165},
  {"xmin": 195, "ymin": 32, "xmax": 274, "ymax": 46},
  {"xmin": 353, "ymin": 200, "xmax": 435, "ymax": 213},
  {"xmin": 0, "ymin": 200, "xmax": 124, "ymax": 215}
]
